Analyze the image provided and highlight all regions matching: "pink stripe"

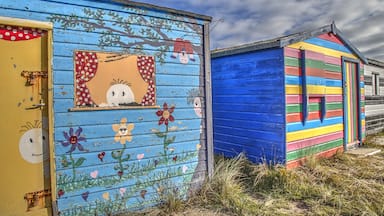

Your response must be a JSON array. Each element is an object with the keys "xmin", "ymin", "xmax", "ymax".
[
  {"xmin": 285, "ymin": 47, "xmax": 341, "ymax": 66},
  {"xmin": 325, "ymin": 56, "xmax": 341, "ymax": 65},
  {"xmin": 304, "ymin": 50, "xmax": 324, "ymax": 61},
  {"xmin": 284, "ymin": 47, "xmax": 300, "ymax": 58},
  {"xmin": 286, "ymin": 95, "xmax": 342, "ymax": 104},
  {"xmin": 287, "ymin": 131, "xmax": 343, "ymax": 152}
]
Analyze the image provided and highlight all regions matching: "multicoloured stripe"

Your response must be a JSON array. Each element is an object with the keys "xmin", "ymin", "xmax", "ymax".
[{"xmin": 284, "ymin": 33, "xmax": 365, "ymax": 167}]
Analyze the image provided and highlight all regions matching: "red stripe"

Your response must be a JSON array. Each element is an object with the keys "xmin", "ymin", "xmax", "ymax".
[
  {"xmin": 317, "ymin": 33, "xmax": 344, "ymax": 45},
  {"xmin": 286, "ymin": 95, "xmax": 342, "ymax": 104},
  {"xmin": 286, "ymin": 146, "xmax": 344, "ymax": 169},
  {"xmin": 285, "ymin": 66, "xmax": 341, "ymax": 79},
  {"xmin": 286, "ymin": 109, "xmax": 343, "ymax": 123}
]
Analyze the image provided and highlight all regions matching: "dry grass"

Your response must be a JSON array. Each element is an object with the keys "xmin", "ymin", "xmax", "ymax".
[{"xmin": 120, "ymin": 134, "xmax": 384, "ymax": 216}]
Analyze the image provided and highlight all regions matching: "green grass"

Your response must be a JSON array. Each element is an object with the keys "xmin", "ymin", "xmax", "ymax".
[{"xmin": 119, "ymin": 133, "xmax": 384, "ymax": 215}]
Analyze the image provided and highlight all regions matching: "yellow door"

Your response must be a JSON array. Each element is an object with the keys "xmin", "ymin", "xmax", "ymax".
[{"xmin": 0, "ymin": 23, "xmax": 51, "ymax": 215}]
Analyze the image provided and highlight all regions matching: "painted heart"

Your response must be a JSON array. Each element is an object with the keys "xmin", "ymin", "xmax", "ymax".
[
  {"xmin": 98, "ymin": 152, "xmax": 105, "ymax": 162},
  {"xmin": 81, "ymin": 191, "xmax": 89, "ymax": 201},
  {"xmin": 137, "ymin": 153, "xmax": 144, "ymax": 161},
  {"xmin": 102, "ymin": 192, "xmax": 110, "ymax": 200},
  {"xmin": 119, "ymin": 188, "xmax": 126, "ymax": 197},
  {"xmin": 172, "ymin": 155, "xmax": 178, "ymax": 162},
  {"xmin": 90, "ymin": 170, "xmax": 98, "ymax": 179},
  {"xmin": 57, "ymin": 189, "xmax": 65, "ymax": 198}
]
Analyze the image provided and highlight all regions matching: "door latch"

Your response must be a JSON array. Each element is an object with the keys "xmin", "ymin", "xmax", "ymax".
[
  {"xmin": 21, "ymin": 71, "xmax": 47, "ymax": 85},
  {"xmin": 26, "ymin": 100, "xmax": 46, "ymax": 110}
]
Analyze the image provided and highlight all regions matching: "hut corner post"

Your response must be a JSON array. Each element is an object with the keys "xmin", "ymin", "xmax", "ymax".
[{"xmin": 203, "ymin": 23, "xmax": 214, "ymax": 178}]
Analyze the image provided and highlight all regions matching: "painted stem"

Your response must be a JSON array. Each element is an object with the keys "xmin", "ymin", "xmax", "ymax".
[
  {"xmin": 118, "ymin": 145, "xmax": 126, "ymax": 173},
  {"xmin": 69, "ymin": 152, "xmax": 76, "ymax": 181},
  {"xmin": 163, "ymin": 124, "xmax": 169, "ymax": 161}
]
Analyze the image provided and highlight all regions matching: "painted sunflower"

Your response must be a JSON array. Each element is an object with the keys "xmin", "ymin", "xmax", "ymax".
[{"xmin": 112, "ymin": 118, "xmax": 134, "ymax": 144}]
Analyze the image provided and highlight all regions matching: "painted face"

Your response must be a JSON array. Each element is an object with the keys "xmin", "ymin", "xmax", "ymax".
[
  {"xmin": 178, "ymin": 51, "xmax": 189, "ymax": 64},
  {"xmin": 106, "ymin": 83, "xmax": 135, "ymax": 106},
  {"xmin": 19, "ymin": 128, "xmax": 48, "ymax": 164},
  {"xmin": 193, "ymin": 97, "xmax": 202, "ymax": 117}
]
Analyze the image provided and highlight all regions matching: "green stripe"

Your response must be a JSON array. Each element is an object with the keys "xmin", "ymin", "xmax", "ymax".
[
  {"xmin": 286, "ymin": 102, "xmax": 343, "ymax": 113},
  {"xmin": 285, "ymin": 57, "xmax": 341, "ymax": 72},
  {"xmin": 287, "ymin": 139, "xmax": 343, "ymax": 161}
]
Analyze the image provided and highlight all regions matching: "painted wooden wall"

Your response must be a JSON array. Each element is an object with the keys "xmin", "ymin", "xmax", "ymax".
[
  {"xmin": 285, "ymin": 33, "xmax": 365, "ymax": 168},
  {"xmin": 211, "ymin": 48, "xmax": 286, "ymax": 164},
  {"xmin": 364, "ymin": 59, "xmax": 384, "ymax": 134},
  {"xmin": 0, "ymin": 0, "xmax": 210, "ymax": 215}
]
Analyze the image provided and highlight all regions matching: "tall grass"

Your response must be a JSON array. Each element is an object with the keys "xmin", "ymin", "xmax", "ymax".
[{"xmin": 120, "ymin": 135, "xmax": 384, "ymax": 215}]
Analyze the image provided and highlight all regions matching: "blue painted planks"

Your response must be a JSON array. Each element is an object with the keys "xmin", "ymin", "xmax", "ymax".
[{"xmin": 212, "ymin": 47, "xmax": 285, "ymax": 164}]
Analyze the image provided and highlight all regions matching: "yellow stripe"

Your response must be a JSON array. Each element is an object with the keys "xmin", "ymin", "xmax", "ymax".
[
  {"xmin": 286, "ymin": 85, "xmax": 342, "ymax": 94},
  {"xmin": 288, "ymin": 42, "xmax": 358, "ymax": 60},
  {"xmin": 361, "ymin": 88, "xmax": 365, "ymax": 95},
  {"xmin": 362, "ymin": 119, "xmax": 365, "ymax": 126},
  {"xmin": 287, "ymin": 124, "xmax": 343, "ymax": 142}
]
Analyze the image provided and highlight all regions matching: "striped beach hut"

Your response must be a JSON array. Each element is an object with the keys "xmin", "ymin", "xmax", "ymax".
[{"xmin": 211, "ymin": 23, "xmax": 367, "ymax": 168}]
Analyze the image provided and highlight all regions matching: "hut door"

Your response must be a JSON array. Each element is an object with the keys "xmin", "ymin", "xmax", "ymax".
[
  {"xmin": 0, "ymin": 24, "xmax": 51, "ymax": 215},
  {"xmin": 342, "ymin": 58, "xmax": 361, "ymax": 150}
]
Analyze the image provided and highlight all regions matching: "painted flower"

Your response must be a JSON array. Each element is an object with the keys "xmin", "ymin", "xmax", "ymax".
[
  {"xmin": 61, "ymin": 127, "xmax": 86, "ymax": 153},
  {"xmin": 156, "ymin": 103, "xmax": 175, "ymax": 125},
  {"xmin": 112, "ymin": 118, "xmax": 134, "ymax": 144}
]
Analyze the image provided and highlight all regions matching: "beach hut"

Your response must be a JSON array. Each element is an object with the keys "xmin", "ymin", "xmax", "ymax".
[
  {"xmin": 0, "ymin": 1, "xmax": 212, "ymax": 215},
  {"xmin": 211, "ymin": 23, "xmax": 366, "ymax": 169},
  {"xmin": 364, "ymin": 58, "xmax": 384, "ymax": 134}
]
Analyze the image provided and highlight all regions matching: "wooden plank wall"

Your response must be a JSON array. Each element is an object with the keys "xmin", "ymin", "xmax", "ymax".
[
  {"xmin": 211, "ymin": 48, "xmax": 286, "ymax": 164},
  {"xmin": 285, "ymin": 33, "xmax": 365, "ymax": 168},
  {"xmin": 0, "ymin": 0, "xmax": 209, "ymax": 215},
  {"xmin": 364, "ymin": 61, "xmax": 384, "ymax": 134}
]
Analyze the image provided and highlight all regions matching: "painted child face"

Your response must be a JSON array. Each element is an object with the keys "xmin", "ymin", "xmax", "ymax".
[
  {"xmin": 19, "ymin": 128, "xmax": 48, "ymax": 164},
  {"xmin": 106, "ymin": 83, "xmax": 135, "ymax": 106},
  {"xmin": 193, "ymin": 97, "xmax": 202, "ymax": 117},
  {"xmin": 178, "ymin": 51, "xmax": 189, "ymax": 64}
]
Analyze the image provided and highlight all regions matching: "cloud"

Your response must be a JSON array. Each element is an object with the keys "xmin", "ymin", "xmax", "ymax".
[{"xmin": 140, "ymin": 0, "xmax": 384, "ymax": 61}]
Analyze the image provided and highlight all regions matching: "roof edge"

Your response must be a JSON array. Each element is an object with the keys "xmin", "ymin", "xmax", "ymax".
[
  {"xmin": 332, "ymin": 26, "xmax": 368, "ymax": 64},
  {"xmin": 111, "ymin": 0, "xmax": 212, "ymax": 21},
  {"xmin": 367, "ymin": 58, "xmax": 384, "ymax": 68},
  {"xmin": 211, "ymin": 39, "xmax": 281, "ymax": 58},
  {"xmin": 211, "ymin": 23, "xmax": 368, "ymax": 64}
]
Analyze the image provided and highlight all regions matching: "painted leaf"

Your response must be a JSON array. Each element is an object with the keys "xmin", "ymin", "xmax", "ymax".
[
  {"xmin": 121, "ymin": 154, "xmax": 131, "ymax": 162},
  {"xmin": 165, "ymin": 136, "xmax": 176, "ymax": 145},
  {"xmin": 111, "ymin": 150, "xmax": 122, "ymax": 159},
  {"xmin": 74, "ymin": 157, "xmax": 86, "ymax": 168},
  {"xmin": 155, "ymin": 131, "xmax": 165, "ymax": 138}
]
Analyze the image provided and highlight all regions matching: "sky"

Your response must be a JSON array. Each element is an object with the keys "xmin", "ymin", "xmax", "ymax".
[{"xmin": 139, "ymin": 0, "xmax": 384, "ymax": 62}]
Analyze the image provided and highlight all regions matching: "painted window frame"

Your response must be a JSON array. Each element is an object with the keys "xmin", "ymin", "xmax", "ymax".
[
  {"xmin": 70, "ymin": 50, "xmax": 159, "ymax": 111},
  {"xmin": 300, "ymin": 50, "xmax": 326, "ymax": 124}
]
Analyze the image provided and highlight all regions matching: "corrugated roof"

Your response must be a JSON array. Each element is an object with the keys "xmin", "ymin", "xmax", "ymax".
[
  {"xmin": 111, "ymin": 0, "xmax": 212, "ymax": 21},
  {"xmin": 211, "ymin": 23, "xmax": 367, "ymax": 64}
]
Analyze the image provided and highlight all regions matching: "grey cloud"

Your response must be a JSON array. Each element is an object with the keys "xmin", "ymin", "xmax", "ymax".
[{"xmin": 140, "ymin": 0, "xmax": 384, "ymax": 61}]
